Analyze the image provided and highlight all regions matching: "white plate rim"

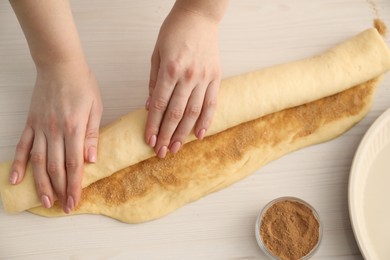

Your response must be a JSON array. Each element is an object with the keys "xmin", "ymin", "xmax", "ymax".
[{"xmin": 349, "ymin": 107, "xmax": 390, "ymax": 259}]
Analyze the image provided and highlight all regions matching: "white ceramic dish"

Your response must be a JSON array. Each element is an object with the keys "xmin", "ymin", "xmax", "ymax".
[{"xmin": 349, "ymin": 108, "xmax": 390, "ymax": 259}]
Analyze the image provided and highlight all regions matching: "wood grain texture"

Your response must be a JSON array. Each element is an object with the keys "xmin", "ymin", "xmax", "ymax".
[{"xmin": 1, "ymin": 0, "xmax": 390, "ymax": 259}]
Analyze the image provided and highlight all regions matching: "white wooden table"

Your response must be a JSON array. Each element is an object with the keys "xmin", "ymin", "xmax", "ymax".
[{"xmin": 1, "ymin": 1, "xmax": 389, "ymax": 259}]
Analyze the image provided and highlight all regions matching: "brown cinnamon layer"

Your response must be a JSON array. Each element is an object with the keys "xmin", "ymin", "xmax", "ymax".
[{"xmin": 29, "ymin": 78, "xmax": 378, "ymax": 223}]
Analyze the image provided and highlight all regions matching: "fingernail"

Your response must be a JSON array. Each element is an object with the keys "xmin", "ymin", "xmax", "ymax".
[
  {"xmin": 197, "ymin": 129, "xmax": 206, "ymax": 140},
  {"xmin": 64, "ymin": 205, "xmax": 70, "ymax": 214},
  {"xmin": 9, "ymin": 171, "xmax": 18, "ymax": 185},
  {"xmin": 157, "ymin": 146, "xmax": 168, "ymax": 158},
  {"xmin": 66, "ymin": 196, "xmax": 75, "ymax": 212},
  {"xmin": 88, "ymin": 147, "xmax": 96, "ymax": 163},
  {"xmin": 41, "ymin": 195, "xmax": 52, "ymax": 209},
  {"xmin": 145, "ymin": 97, "xmax": 151, "ymax": 110},
  {"xmin": 148, "ymin": 135, "xmax": 157, "ymax": 148},
  {"xmin": 170, "ymin": 141, "xmax": 181, "ymax": 154}
]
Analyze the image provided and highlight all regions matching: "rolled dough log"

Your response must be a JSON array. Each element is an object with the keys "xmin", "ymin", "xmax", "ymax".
[
  {"xmin": 29, "ymin": 79, "xmax": 378, "ymax": 223},
  {"xmin": 1, "ymin": 27, "xmax": 390, "ymax": 213}
]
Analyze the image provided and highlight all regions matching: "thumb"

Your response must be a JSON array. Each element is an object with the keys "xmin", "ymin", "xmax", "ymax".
[
  {"xmin": 84, "ymin": 101, "xmax": 103, "ymax": 163},
  {"xmin": 146, "ymin": 49, "xmax": 160, "ymax": 110}
]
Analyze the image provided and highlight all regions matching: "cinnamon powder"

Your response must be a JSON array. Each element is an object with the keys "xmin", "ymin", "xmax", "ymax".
[
  {"xmin": 260, "ymin": 199, "xmax": 320, "ymax": 260},
  {"xmin": 374, "ymin": 19, "xmax": 387, "ymax": 37}
]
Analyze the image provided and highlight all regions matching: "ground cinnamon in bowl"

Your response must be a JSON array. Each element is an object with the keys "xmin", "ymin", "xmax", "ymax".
[{"xmin": 255, "ymin": 197, "xmax": 322, "ymax": 260}]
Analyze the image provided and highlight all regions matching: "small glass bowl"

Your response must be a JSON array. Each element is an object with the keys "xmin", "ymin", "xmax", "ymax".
[{"xmin": 255, "ymin": 196, "xmax": 322, "ymax": 260}]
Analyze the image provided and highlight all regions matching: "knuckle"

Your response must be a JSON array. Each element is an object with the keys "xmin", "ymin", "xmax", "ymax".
[
  {"xmin": 12, "ymin": 159, "xmax": 26, "ymax": 175},
  {"xmin": 149, "ymin": 79, "xmax": 157, "ymax": 90},
  {"xmin": 48, "ymin": 115, "xmax": 59, "ymax": 136},
  {"xmin": 16, "ymin": 140, "xmax": 29, "ymax": 153},
  {"xmin": 166, "ymin": 60, "xmax": 180, "ymax": 79},
  {"xmin": 65, "ymin": 158, "xmax": 81, "ymax": 171},
  {"xmin": 12, "ymin": 158, "xmax": 24, "ymax": 169},
  {"xmin": 184, "ymin": 66, "xmax": 197, "ymax": 82},
  {"xmin": 186, "ymin": 105, "xmax": 201, "ymax": 118},
  {"xmin": 147, "ymin": 122, "xmax": 159, "ymax": 132},
  {"xmin": 35, "ymin": 179, "xmax": 49, "ymax": 193},
  {"xmin": 167, "ymin": 108, "xmax": 184, "ymax": 121},
  {"xmin": 146, "ymin": 125, "xmax": 160, "ymax": 137},
  {"xmin": 64, "ymin": 118, "xmax": 77, "ymax": 134},
  {"xmin": 47, "ymin": 161, "xmax": 61, "ymax": 177},
  {"xmin": 85, "ymin": 128, "xmax": 99, "ymax": 140},
  {"xmin": 152, "ymin": 98, "xmax": 169, "ymax": 112},
  {"xmin": 31, "ymin": 152, "xmax": 45, "ymax": 165},
  {"xmin": 205, "ymin": 97, "xmax": 217, "ymax": 109}
]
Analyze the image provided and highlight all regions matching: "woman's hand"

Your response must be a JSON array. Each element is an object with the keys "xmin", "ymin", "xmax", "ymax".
[
  {"xmin": 145, "ymin": 5, "xmax": 224, "ymax": 158},
  {"xmin": 9, "ymin": 60, "xmax": 103, "ymax": 213},
  {"xmin": 9, "ymin": 0, "xmax": 103, "ymax": 213}
]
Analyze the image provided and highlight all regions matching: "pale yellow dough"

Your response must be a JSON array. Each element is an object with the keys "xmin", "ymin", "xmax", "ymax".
[
  {"xmin": 1, "ymin": 28, "xmax": 390, "ymax": 214},
  {"xmin": 29, "ymin": 80, "xmax": 378, "ymax": 223}
]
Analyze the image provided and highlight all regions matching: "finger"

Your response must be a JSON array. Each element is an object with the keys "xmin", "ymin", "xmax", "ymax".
[
  {"xmin": 144, "ymin": 65, "xmax": 177, "ymax": 148},
  {"xmin": 146, "ymin": 50, "xmax": 160, "ymax": 111},
  {"xmin": 154, "ymin": 81, "xmax": 194, "ymax": 158},
  {"xmin": 10, "ymin": 126, "xmax": 34, "ymax": 185},
  {"xmin": 194, "ymin": 79, "xmax": 220, "ymax": 140},
  {"xmin": 169, "ymin": 84, "xmax": 205, "ymax": 154},
  {"xmin": 46, "ymin": 136, "xmax": 66, "ymax": 207},
  {"xmin": 64, "ymin": 125, "xmax": 85, "ymax": 213},
  {"xmin": 31, "ymin": 131, "xmax": 54, "ymax": 209},
  {"xmin": 84, "ymin": 101, "xmax": 102, "ymax": 163}
]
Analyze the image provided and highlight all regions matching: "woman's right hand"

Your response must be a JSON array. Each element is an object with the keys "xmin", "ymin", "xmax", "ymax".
[{"xmin": 9, "ymin": 60, "xmax": 103, "ymax": 214}]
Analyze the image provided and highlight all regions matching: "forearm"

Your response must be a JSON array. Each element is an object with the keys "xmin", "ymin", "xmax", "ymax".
[
  {"xmin": 10, "ymin": 0, "xmax": 85, "ymax": 67},
  {"xmin": 173, "ymin": 0, "xmax": 229, "ymax": 22}
]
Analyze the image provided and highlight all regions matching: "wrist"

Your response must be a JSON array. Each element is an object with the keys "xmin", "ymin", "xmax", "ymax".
[
  {"xmin": 31, "ymin": 47, "xmax": 86, "ymax": 68},
  {"xmin": 173, "ymin": 0, "xmax": 228, "ymax": 23},
  {"xmin": 35, "ymin": 58, "xmax": 92, "ymax": 80}
]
